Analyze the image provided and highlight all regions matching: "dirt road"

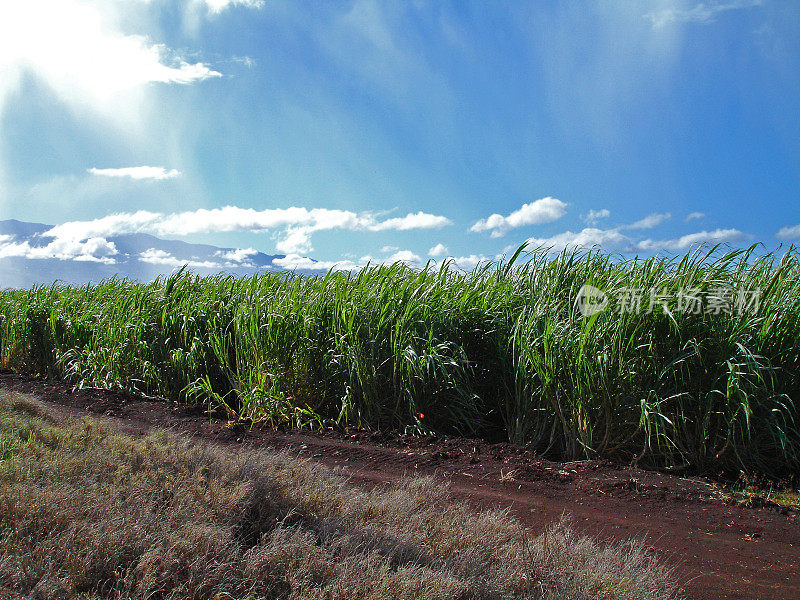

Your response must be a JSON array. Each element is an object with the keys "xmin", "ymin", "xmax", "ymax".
[{"xmin": 2, "ymin": 369, "xmax": 797, "ymax": 600}]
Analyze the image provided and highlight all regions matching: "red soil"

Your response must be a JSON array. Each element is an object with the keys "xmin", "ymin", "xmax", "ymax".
[{"xmin": 1, "ymin": 369, "xmax": 797, "ymax": 600}]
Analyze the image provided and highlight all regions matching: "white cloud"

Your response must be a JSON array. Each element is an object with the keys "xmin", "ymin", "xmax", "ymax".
[
  {"xmin": 41, "ymin": 205, "xmax": 452, "ymax": 255},
  {"xmin": 440, "ymin": 254, "xmax": 489, "ymax": 270},
  {"xmin": 200, "ymin": 0, "xmax": 265, "ymax": 14},
  {"xmin": 0, "ymin": 236, "xmax": 117, "ymax": 263},
  {"xmin": 274, "ymin": 249, "xmax": 483, "ymax": 272},
  {"xmin": 88, "ymin": 166, "xmax": 182, "ymax": 180},
  {"xmin": 623, "ymin": 212, "xmax": 671, "ymax": 230},
  {"xmin": 776, "ymin": 224, "xmax": 800, "ymax": 241},
  {"xmin": 369, "ymin": 211, "xmax": 451, "ymax": 231},
  {"xmin": 139, "ymin": 248, "xmax": 185, "ymax": 266},
  {"xmin": 266, "ymin": 208, "xmax": 452, "ymax": 254},
  {"xmin": 526, "ymin": 228, "xmax": 635, "ymax": 253},
  {"xmin": 271, "ymin": 254, "xmax": 360, "ymax": 271},
  {"xmin": 273, "ymin": 248, "xmax": 424, "ymax": 272},
  {"xmin": 471, "ymin": 197, "xmax": 568, "ymax": 238},
  {"xmin": 428, "ymin": 243, "xmax": 448, "ymax": 257},
  {"xmin": 215, "ymin": 247, "xmax": 258, "ymax": 263},
  {"xmin": 385, "ymin": 249, "xmax": 422, "ymax": 265},
  {"xmin": 45, "ymin": 211, "xmax": 161, "ymax": 241},
  {"xmin": 0, "ymin": 0, "xmax": 271, "ymax": 202},
  {"xmin": 686, "ymin": 212, "xmax": 705, "ymax": 221},
  {"xmin": 0, "ymin": 0, "xmax": 221, "ymax": 114},
  {"xmin": 637, "ymin": 228, "xmax": 750, "ymax": 251},
  {"xmin": 582, "ymin": 208, "xmax": 611, "ymax": 225},
  {"xmin": 647, "ymin": 1, "xmax": 763, "ymax": 28},
  {"xmin": 0, "ymin": 0, "xmax": 222, "ymax": 196},
  {"xmin": 351, "ymin": 249, "xmax": 426, "ymax": 268},
  {"xmin": 375, "ymin": 251, "xmax": 431, "ymax": 268},
  {"xmin": 230, "ymin": 55, "xmax": 257, "ymax": 68},
  {"xmin": 271, "ymin": 254, "xmax": 322, "ymax": 270},
  {"xmin": 153, "ymin": 207, "xmax": 448, "ymax": 244},
  {"xmin": 521, "ymin": 225, "xmax": 753, "ymax": 255},
  {"xmin": 138, "ymin": 248, "xmax": 222, "ymax": 269},
  {"xmin": 273, "ymin": 229, "xmax": 312, "ymax": 254}
]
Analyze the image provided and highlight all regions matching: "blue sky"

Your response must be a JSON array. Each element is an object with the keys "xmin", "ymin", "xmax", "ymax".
[{"xmin": 1, "ymin": 0, "xmax": 798, "ymax": 270}]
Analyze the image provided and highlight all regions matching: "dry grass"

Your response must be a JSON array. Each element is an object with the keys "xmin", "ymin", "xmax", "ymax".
[{"xmin": 0, "ymin": 392, "xmax": 681, "ymax": 600}]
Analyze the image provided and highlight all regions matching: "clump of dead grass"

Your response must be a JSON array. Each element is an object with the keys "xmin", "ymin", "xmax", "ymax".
[{"xmin": 0, "ymin": 392, "xmax": 681, "ymax": 599}]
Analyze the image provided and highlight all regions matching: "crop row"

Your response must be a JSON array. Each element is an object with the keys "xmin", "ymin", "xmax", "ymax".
[{"xmin": 1, "ymin": 245, "xmax": 798, "ymax": 477}]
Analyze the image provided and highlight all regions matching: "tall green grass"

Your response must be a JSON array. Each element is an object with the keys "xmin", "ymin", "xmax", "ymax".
[{"xmin": 1, "ymin": 245, "xmax": 798, "ymax": 477}]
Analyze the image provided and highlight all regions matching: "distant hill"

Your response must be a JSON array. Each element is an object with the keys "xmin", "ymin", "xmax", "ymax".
[{"xmin": 0, "ymin": 219, "xmax": 316, "ymax": 288}]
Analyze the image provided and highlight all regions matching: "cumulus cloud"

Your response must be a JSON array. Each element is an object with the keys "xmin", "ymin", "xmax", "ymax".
[
  {"xmin": 425, "ymin": 244, "xmax": 490, "ymax": 270},
  {"xmin": 215, "ymin": 247, "xmax": 258, "ymax": 263},
  {"xmin": 271, "ymin": 254, "xmax": 361, "ymax": 271},
  {"xmin": 637, "ymin": 228, "xmax": 750, "ymax": 251},
  {"xmin": 686, "ymin": 212, "xmax": 705, "ymax": 221},
  {"xmin": 623, "ymin": 212, "xmax": 671, "ymax": 230},
  {"xmin": 273, "ymin": 247, "xmax": 427, "ymax": 272},
  {"xmin": 88, "ymin": 166, "xmax": 182, "ymax": 180},
  {"xmin": 275, "ymin": 251, "xmax": 488, "ymax": 273},
  {"xmin": 471, "ymin": 197, "xmax": 567, "ymax": 238},
  {"xmin": 41, "ymin": 205, "xmax": 452, "ymax": 255},
  {"xmin": 45, "ymin": 211, "xmax": 161, "ymax": 241},
  {"xmin": 526, "ymin": 228, "xmax": 635, "ymax": 253},
  {"xmin": 274, "ymin": 211, "xmax": 449, "ymax": 254},
  {"xmin": 0, "ymin": 236, "xmax": 117, "ymax": 263},
  {"xmin": 385, "ymin": 249, "xmax": 422, "ymax": 265},
  {"xmin": 274, "ymin": 229, "xmax": 312, "ymax": 254},
  {"xmin": 272, "ymin": 254, "xmax": 324, "ymax": 270},
  {"xmin": 646, "ymin": 1, "xmax": 763, "ymax": 28},
  {"xmin": 356, "ymin": 249, "xmax": 428, "ymax": 268},
  {"xmin": 440, "ymin": 254, "xmax": 490, "ymax": 270},
  {"xmin": 581, "ymin": 208, "xmax": 611, "ymax": 225},
  {"xmin": 370, "ymin": 211, "xmax": 451, "ymax": 231},
  {"xmin": 521, "ymin": 225, "xmax": 752, "ymax": 255},
  {"xmin": 776, "ymin": 224, "xmax": 800, "ymax": 241},
  {"xmin": 139, "ymin": 248, "xmax": 222, "ymax": 269}
]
